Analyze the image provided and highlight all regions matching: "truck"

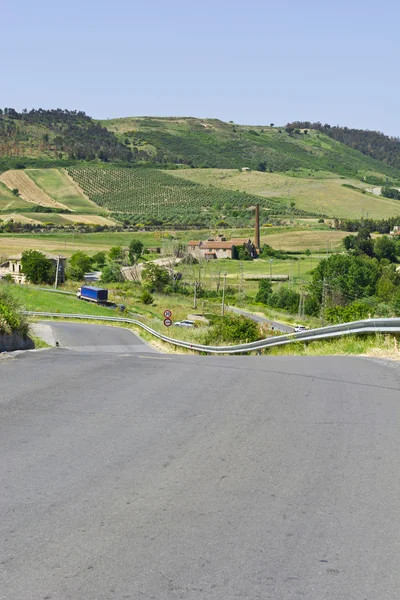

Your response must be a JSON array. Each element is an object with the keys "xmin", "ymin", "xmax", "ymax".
[{"xmin": 77, "ymin": 286, "xmax": 108, "ymax": 304}]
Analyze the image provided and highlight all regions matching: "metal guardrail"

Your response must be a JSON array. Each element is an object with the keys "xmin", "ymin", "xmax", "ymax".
[{"xmin": 22, "ymin": 312, "xmax": 400, "ymax": 355}]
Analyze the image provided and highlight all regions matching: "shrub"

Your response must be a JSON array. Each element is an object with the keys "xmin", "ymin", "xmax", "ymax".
[
  {"xmin": 205, "ymin": 314, "xmax": 261, "ymax": 345},
  {"xmin": 0, "ymin": 285, "xmax": 29, "ymax": 336},
  {"xmin": 140, "ymin": 289, "xmax": 154, "ymax": 304},
  {"xmin": 100, "ymin": 262, "xmax": 124, "ymax": 283},
  {"xmin": 255, "ymin": 279, "xmax": 272, "ymax": 304}
]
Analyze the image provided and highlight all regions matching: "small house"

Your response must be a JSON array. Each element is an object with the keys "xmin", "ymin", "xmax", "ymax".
[{"xmin": 0, "ymin": 252, "xmax": 66, "ymax": 284}]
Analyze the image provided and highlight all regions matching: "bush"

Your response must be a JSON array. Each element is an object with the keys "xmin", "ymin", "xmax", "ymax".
[
  {"xmin": 100, "ymin": 262, "xmax": 124, "ymax": 283},
  {"xmin": 205, "ymin": 314, "xmax": 261, "ymax": 345},
  {"xmin": 0, "ymin": 285, "xmax": 29, "ymax": 336},
  {"xmin": 255, "ymin": 279, "xmax": 272, "ymax": 304},
  {"xmin": 140, "ymin": 289, "xmax": 154, "ymax": 304}
]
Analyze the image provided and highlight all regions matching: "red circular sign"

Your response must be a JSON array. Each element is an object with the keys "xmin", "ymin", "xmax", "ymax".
[
  {"xmin": 164, "ymin": 309, "xmax": 172, "ymax": 318},
  {"xmin": 164, "ymin": 318, "xmax": 172, "ymax": 327}
]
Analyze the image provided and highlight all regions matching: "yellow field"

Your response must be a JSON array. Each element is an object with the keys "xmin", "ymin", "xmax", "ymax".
[
  {"xmin": 59, "ymin": 213, "xmax": 117, "ymax": 226},
  {"xmin": 0, "ymin": 170, "xmax": 69, "ymax": 210},
  {"xmin": 169, "ymin": 169, "xmax": 400, "ymax": 219},
  {"xmin": 260, "ymin": 229, "xmax": 348, "ymax": 251}
]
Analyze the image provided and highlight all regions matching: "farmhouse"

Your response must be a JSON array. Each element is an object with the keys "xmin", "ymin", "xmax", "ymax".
[
  {"xmin": 0, "ymin": 252, "xmax": 66, "ymax": 284},
  {"xmin": 187, "ymin": 236, "xmax": 257, "ymax": 260}
]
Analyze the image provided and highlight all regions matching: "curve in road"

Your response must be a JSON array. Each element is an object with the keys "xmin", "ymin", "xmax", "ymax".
[{"xmin": 35, "ymin": 320, "xmax": 159, "ymax": 353}]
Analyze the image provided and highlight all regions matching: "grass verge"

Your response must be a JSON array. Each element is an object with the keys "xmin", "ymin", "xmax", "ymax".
[{"xmin": 264, "ymin": 333, "xmax": 400, "ymax": 359}]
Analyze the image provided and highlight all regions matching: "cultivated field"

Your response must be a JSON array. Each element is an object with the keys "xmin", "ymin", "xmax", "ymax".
[
  {"xmin": 0, "ymin": 181, "xmax": 32, "ymax": 211},
  {"xmin": 0, "ymin": 170, "xmax": 69, "ymax": 210},
  {"xmin": 26, "ymin": 169, "xmax": 99, "ymax": 213},
  {"xmin": 66, "ymin": 166, "xmax": 306, "ymax": 218},
  {"xmin": 169, "ymin": 169, "xmax": 400, "ymax": 219}
]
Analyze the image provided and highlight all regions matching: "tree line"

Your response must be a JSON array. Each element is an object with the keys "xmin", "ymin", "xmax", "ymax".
[
  {"xmin": 286, "ymin": 121, "xmax": 400, "ymax": 170},
  {"xmin": 0, "ymin": 108, "xmax": 134, "ymax": 163}
]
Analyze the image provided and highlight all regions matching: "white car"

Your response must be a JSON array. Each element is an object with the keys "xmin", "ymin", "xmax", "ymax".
[
  {"xmin": 174, "ymin": 320, "xmax": 195, "ymax": 328},
  {"xmin": 294, "ymin": 325, "xmax": 307, "ymax": 333}
]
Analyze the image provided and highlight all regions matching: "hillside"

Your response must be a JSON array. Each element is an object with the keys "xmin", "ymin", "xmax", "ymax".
[
  {"xmin": 286, "ymin": 121, "xmax": 400, "ymax": 171},
  {"xmin": 168, "ymin": 168, "xmax": 400, "ymax": 219},
  {"xmin": 100, "ymin": 116, "xmax": 400, "ymax": 180},
  {"xmin": 0, "ymin": 108, "xmax": 133, "ymax": 165},
  {"xmin": 66, "ymin": 166, "xmax": 313, "ymax": 227},
  {"xmin": 1, "ymin": 109, "xmax": 400, "ymax": 228}
]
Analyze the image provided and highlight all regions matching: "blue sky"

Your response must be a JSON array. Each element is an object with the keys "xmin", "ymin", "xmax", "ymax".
[{"xmin": 3, "ymin": 0, "xmax": 400, "ymax": 134}]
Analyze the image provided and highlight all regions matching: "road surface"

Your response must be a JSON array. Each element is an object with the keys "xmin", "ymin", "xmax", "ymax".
[
  {"xmin": 228, "ymin": 306, "xmax": 295, "ymax": 333},
  {"xmin": 32, "ymin": 320, "xmax": 158, "ymax": 353},
  {"xmin": 1, "ymin": 324, "xmax": 400, "ymax": 599}
]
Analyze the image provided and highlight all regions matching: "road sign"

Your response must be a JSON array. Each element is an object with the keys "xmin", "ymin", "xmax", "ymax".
[
  {"xmin": 164, "ymin": 318, "xmax": 172, "ymax": 327},
  {"xmin": 164, "ymin": 310, "xmax": 172, "ymax": 318}
]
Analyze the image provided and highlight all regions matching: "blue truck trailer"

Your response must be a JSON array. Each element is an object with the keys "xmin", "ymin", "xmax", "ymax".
[{"xmin": 77, "ymin": 286, "xmax": 108, "ymax": 304}]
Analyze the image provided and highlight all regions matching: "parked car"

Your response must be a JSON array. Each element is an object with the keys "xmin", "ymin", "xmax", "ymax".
[
  {"xmin": 294, "ymin": 325, "xmax": 308, "ymax": 333},
  {"xmin": 174, "ymin": 320, "xmax": 195, "ymax": 328}
]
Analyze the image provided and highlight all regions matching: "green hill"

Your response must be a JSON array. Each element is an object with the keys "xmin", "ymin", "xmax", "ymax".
[
  {"xmin": 1, "ymin": 109, "xmax": 400, "ymax": 228},
  {"xmin": 100, "ymin": 116, "xmax": 400, "ymax": 180}
]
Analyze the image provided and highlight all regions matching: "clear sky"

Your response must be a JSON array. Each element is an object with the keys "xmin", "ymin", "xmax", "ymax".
[{"xmin": 3, "ymin": 0, "xmax": 400, "ymax": 134}]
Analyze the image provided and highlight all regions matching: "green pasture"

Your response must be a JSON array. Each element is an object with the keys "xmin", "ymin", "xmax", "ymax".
[{"xmin": 25, "ymin": 169, "xmax": 99, "ymax": 213}]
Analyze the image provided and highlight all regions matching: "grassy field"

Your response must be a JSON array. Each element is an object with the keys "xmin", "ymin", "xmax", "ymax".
[
  {"xmin": 5, "ymin": 285, "xmax": 120, "ymax": 316},
  {"xmin": 0, "ymin": 181, "xmax": 32, "ymax": 211},
  {"xmin": 26, "ymin": 168, "xmax": 100, "ymax": 213},
  {"xmin": 169, "ymin": 168, "xmax": 400, "ymax": 219},
  {"xmin": 0, "ymin": 225, "xmax": 346, "ymax": 258}
]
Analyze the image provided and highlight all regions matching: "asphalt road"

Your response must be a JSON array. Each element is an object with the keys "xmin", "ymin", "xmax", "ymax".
[
  {"xmin": 38, "ymin": 321, "xmax": 158, "ymax": 353},
  {"xmin": 1, "ymin": 326, "xmax": 400, "ymax": 599},
  {"xmin": 228, "ymin": 306, "xmax": 295, "ymax": 332}
]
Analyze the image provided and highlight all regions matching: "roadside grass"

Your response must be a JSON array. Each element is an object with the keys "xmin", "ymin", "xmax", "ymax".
[
  {"xmin": 4, "ymin": 284, "xmax": 119, "ymax": 316},
  {"xmin": 25, "ymin": 169, "xmax": 100, "ymax": 213},
  {"xmin": 169, "ymin": 168, "xmax": 400, "ymax": 219},
  {"xmin": 29, "ymin": 334, "xmax": 51, "ymax": 349},
  {"xmin": 264, "ymin": 333, "xmax": 400, "ymax": 359}
]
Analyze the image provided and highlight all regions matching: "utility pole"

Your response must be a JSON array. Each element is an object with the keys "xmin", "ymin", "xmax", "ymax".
[
  {"xmin": 221, "ymin": 273, "xmax": 227, "ymax": 316},
  {"xmin": 320, "ymin": 277, "xmax": 327, "ymax": 323},
  {"xmin": 269, "ymin": 259, "xmax": 273, "ymax": 281},
  {"xmin": 298, "ymin": 287, "xmax": 305, "ymax": 320},
  {"xmin": 193, "ymin": 282, "xmax": 197, "ymax": 309},
  {"xmin": 54, "ymin": 255, "xmax": 60, "ymax": 290}
]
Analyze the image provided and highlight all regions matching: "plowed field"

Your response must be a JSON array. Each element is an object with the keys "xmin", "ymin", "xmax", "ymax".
[{"xmin": 0, "ymin": 171, "xmax": 69, "ymax": 210}]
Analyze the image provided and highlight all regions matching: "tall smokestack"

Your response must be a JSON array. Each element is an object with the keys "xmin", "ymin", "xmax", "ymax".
[{"xmin": 255, "ymin": 203, "xmax": 260, "ymax": 250}]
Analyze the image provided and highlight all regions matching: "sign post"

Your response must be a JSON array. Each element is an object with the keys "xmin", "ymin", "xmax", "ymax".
[{"xmin": 163, "ymin": 310, "xmax": 172, "ymax": 327}]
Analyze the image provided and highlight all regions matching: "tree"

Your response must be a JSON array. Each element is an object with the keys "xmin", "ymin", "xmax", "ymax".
[
  {"xmin": 142, "ymin": 263, "xmax": 170, "ymax": 292},
  {"xmin": 100, "ymin": 262, "xmax": 123, "ymax": 283},
  {"xmin": 67, "ymin": 251, "xmax": 92, "ymax": 280},
  {"xmin": 128, "ymin": 239, "xmax": 144, "ymax": 264},
  {"xmin": 21, "ymin": 250, "xmax": 55, "ymax": 284},
  {"xmin": 92, "ymin": 251, "xmax": 106, "ymax": 268},
  {"xmin": 257, "ymin": 160, "xmax": 267, "ymax": 172},
  {"xmin": 310, "ymin": 254, "xmax": 381, "ymax": 305},
  {"xmin": 374, "ymin": 235, "xmax": 398, "ymax": 263},
  {"xmin": 12, "ymin": 188, "xmax": 19, "ymax": 197},
  {"xmin": 255, "ymin": 279, "xmax": 272, "ymax": 304},
  {"xmin": 108, "ymin": 246, "xmax": 124, "ymax": 263}
]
